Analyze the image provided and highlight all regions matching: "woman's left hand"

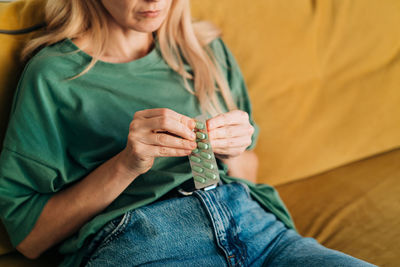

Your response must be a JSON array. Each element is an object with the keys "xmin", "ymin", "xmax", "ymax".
[{"xmin": 207, "ymin": 110, "xmax": 255, "ymax": 159}]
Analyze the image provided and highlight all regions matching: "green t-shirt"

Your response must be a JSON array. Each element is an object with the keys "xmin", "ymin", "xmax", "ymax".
[{"xmin": 0, "ymin": 38, "xmax": 294, "ymax": 266}]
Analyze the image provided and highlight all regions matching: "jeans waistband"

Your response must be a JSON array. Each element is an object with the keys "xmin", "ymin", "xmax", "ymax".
[{"xmin": 158, "ymin": 179, "xmax": 224, "ymax": 202}]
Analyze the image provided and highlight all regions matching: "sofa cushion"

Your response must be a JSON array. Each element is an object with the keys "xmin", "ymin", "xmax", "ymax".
[
  {"xmin": 0, "ymin": 249, "xmax": 60, "ymax": 266},
  {"xmin": 276, "ymin": 148, "xmax": 400, "ymax": 266},
  {"xmin": 0, "ymin": 0, "xmax": 45, "ymax": 151},
  {"xmin": 0, "ymin": 222, "xmax": 12, "ymax": 255},
  {"xmin": 192, "ymin": 0, "xmax": 400, "ymax": 185}
]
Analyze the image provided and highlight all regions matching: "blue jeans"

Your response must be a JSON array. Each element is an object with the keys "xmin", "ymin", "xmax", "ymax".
[{"xmin": 83, "ymin": 182, "xmax": 375, "ymax": 266}]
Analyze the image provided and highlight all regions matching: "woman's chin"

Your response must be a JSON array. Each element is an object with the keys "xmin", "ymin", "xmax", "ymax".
[{"xmin": 128, "ymin": 22, "xmax": 164, "ymax": 33}]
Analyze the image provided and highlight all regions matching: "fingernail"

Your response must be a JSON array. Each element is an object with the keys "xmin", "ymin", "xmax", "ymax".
[{"xmin": 189, "ymin": 120, "xmax": 196, "ymax": 129}]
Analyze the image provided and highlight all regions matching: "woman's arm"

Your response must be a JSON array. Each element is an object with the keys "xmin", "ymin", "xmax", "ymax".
[
  {"xmin": 221, "ymin": 150, "xmax": 258, "ymax": 183},
  {"xmin": 16, "ymin": 152, "xmax": 138, "ymax": 259},
  {"xmin": 16, "ymin": 108, "xmax": 196, "ymax": 259}
]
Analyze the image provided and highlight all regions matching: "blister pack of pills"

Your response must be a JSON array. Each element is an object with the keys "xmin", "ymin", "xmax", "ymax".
[{"xmin": 187, "ymin": 115, "xmax": 220, "ymax": 191}]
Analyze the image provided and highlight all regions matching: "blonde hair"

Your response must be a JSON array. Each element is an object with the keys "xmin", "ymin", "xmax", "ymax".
[{"xmin": 23, "ymin": 0, "xmax": 237, "ymax": 116}]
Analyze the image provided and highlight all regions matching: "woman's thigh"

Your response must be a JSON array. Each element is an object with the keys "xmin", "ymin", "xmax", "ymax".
[
  {"xmin": 262, "ymin": 230, "xmax": 376, "ymax": 267},
  {"xmin": 84, "ymin": 196, "xmax": 228, "ymax": 267},
  {"xmin": 83, "ymin": 182, "xmax": 376, "ymax": 267},
  {"xmin": 231, "ymin": 184, "xmax": 375, "ymax": 267},
  {"xmin": 208, "ymin": 182, "xmax": 375, "ymax": 267}
]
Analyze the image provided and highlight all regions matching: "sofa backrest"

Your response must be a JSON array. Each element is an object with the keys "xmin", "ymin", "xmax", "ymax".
[
  {"xmin": 1, "ymin": 0, "xmax": 400, "ymax": 186},
  {"xmin": 0, "ymin": 0, "xmax": 45, "ymax": 153},
  {"xmin": 192, "ymin": 0, "xmax": 400, "ymax": 185}
]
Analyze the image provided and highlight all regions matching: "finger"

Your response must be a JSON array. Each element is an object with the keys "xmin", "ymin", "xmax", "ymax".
[
  {"xmin": 210, "ymin": 135, "xmax": 252, "ymax": 149},
  {"xmin": 208, "ymin": 125, "xmax": 254, "ymax": 139},
  {"xmin": 207, "ymin": 110, "xmax": 249, "ymax": 130},
  {"xmin": 143, "ymin": 116, "xmax": 196, "ymax": 140},
  {"xmin": 133, "ymin": 142, "xmax": 193, "ymax": 158},
  {"xmin": 134, "ymin": 108, "xmax": 195, "ymax": 130},
  {"xmin": 154, "ymin": 146, "xmax": 193, "ymax": 157},
  {"xmin": 143, "ymin": 133, "xmax": 197, "ymax": 150},
  {"xmin": 134, "ymin": 108, "xmax": 169, "ymax": 118}
]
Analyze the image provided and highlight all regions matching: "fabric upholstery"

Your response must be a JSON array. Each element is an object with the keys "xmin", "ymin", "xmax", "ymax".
[
  {"xmin": 0, "ymin": 0, "xmax": 45, "ymax": 151},
  {"xmin": 277, "ymin": 148, "xmax": 400, "ymax": 267},
  {"xmin": 192, "ymin": 0, "xmax": 400, "ymax": 185},
  {"xmin": 0, "ymin": 249, "xmax": 60, "ymax": 266},
  {"xmin": 0, "ymin": 222, "xmax": 12, "ymax": 255}
]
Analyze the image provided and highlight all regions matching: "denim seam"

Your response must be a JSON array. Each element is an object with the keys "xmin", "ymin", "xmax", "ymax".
[
  {"xmin": 208, "ymin": 192, "xmax": 232, "ymax": 256},
  {"xmin": 194, "ymin": 190, "xmax": 233, "ymax": 267},
  {"xmin": 100, "ymin": 211, "xmax": 132, "ymax": 247},
  {"xmin": 195, "ymin": 187, "xmax": 248, "ymax": 267},
  {"xmin": 85, "ymin": 211, "xmax": 132, "ymax": 265},
  {"xmin": 217, "ymin": 186, "xmax": 249, "ymax": 267},
  {"xmin": 81, "ymin": 220, "xmax": 121, "ymax": 266},
  {"xmin": 216, "ymin": 199, "xmax": 247, "ymax": 266}
]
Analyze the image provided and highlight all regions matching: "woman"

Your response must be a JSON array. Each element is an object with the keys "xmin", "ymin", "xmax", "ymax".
[{"xmin": 0, "ymin": 0, "xmax": 375, "ymax": 266}]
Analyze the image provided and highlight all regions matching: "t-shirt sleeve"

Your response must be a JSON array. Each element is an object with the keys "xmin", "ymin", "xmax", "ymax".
[
  {"xmin": 0, "ymin": 149, "xmax": 55, "ymax": 247},
  {"xmin": 210, "ymin": 38, "xmax": 260, "ymax": 150},
  {"xmin": 0, "ymin": 54, "xmax": 66, "ymax": 247}
]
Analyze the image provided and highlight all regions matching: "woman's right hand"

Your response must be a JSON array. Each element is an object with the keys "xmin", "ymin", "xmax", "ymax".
[
  {"xmin": 16, "ymin": 108, "xmax": 197, "ymax": 259},
  {"xmin": 118, "ymin": 108, "xmax": 197, "ymax": 176}
]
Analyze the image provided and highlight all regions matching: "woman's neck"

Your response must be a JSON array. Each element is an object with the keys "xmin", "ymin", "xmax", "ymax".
[{"xmin": 73, "ymin": 19, "xmax": 154, "ymax": 64}]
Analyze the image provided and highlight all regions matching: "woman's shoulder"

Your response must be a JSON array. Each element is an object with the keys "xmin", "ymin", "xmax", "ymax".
[
  {"xmin": 208, "ymin": 37, "xmax": 226, "ymax": 54},
  {"xmin": 206, "ymin": 37, "xmax": 241, "ymax": 78},
  {"xmin": 205, "ymin": 37, "xmax": 232, "ymax": 65},
  {"xmin": 12, "ymin": 40, "xmax": 82, "ymax": 113},
  {"xmin": 22, "ymin": 39, "xmax": 84, "ymax": 81}
]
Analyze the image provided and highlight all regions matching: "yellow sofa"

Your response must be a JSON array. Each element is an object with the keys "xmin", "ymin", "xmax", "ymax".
[{"xmin": 1, "ymin": 0, "xmax": 399, "ymax": 266}]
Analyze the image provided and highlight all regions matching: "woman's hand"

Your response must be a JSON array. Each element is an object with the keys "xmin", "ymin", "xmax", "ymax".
[
  {"xmin": 16, "ymin": 108, "xmax": 197, "ymax": 259},
  {"xmin": 118, "ymin": 108, "xmax": 197, "ymax": 176},
  {"xmin": 207, "ymin": 110, "xmax": 255, "ymax": 160}
]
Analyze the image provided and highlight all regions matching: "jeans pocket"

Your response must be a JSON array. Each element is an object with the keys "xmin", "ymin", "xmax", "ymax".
[
  {"xmin": 83, "ymin": 211, "xmax": 131, "ymax": 266},
  {"xmin": 100, "ymin": 211, "xmax": 131, "ymax": 247}
]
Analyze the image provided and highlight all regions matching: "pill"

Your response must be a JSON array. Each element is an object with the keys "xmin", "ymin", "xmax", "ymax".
[
  {"xmin": 195, "ymin": 121, "xmax": 205, "ymax": 130},
  {"xmin": 194, "ymin": 176, "xmax": 206, "ymax": 183},
  {"xmin": 200, "ymin": 152, "xmax": 211, "ymax": 159},
  {"xmin": 190, "ymin": 156, "xmax": 201, "ymax": 163},
  {"xmin": 205, "ymin": 172, "xmax": 217, "ymax": 180},
  {"xmin": 196, "ymin": 132, "xmax": 206, "ymax": 139},
  {"xmin": 197, "ymin": 142, "xmax": 209, "ymax": 150},
  {"xmin": 192, "ymin": 148, "xmax": 199, "ymax": 153},
  {"xmin": 192, "ymin": 166, "xmax": 204, "ymax": 173},
  {"xmin": 203, "ymin": 162, "xmax": 214, "ymax": 170}
]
